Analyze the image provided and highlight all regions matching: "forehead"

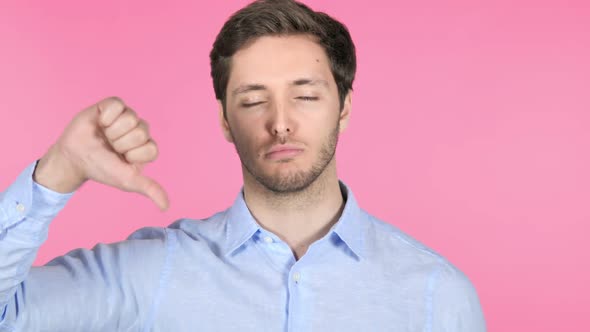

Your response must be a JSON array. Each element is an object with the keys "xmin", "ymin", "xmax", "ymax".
[{"xmin": 227, "ymin": 35, "xmax": 334, "ymax": 91}]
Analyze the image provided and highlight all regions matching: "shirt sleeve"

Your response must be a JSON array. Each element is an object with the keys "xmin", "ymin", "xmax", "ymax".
[
  {"xmin": 0, "ymin": 161, "xmax": 169, "ymax": 331},
  {"xmin": 0, "ymin": 160, "xmax": 73, "ymax": 306},
  {"xmin": 0, "ymin": 159, "xmax": 73, "ymax": 230},
  {"xmin": 431, "ymin": 265, "xmax": 487, "ymax": 332}
]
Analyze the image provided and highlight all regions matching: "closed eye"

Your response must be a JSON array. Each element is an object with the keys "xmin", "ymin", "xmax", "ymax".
[
  {"xmin": 241, "ymin": 101, "xmax": 266, "ymax": 108},
  {"xmin": 296, "ymin": 96, "xmax": 319, "ymax": 101}
]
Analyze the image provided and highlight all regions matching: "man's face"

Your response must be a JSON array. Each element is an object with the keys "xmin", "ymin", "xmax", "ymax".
[{"xmin": 220, "ymin": 35, "xmax": 351, "ymax": 193}]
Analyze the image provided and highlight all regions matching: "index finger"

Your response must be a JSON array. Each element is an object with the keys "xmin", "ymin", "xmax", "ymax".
[{"xmin": 97, "ymin": 96, "xmax": 127, "ymax": 127}]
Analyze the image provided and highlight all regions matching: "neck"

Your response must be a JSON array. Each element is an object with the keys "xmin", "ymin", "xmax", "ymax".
[{"xmin": 242, "ymin": 159, "xmax": 345, "ymax": 260}]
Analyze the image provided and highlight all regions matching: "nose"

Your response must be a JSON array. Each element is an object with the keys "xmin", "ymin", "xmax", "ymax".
[{"xmin": 267, "ymin": 102, "xmax": 294, "ymax": 136}]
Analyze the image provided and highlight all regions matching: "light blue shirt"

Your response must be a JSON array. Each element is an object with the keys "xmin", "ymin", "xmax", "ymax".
[{"xmin": 0, "ymin": 160, "xmax": 486, "ymax": 331}]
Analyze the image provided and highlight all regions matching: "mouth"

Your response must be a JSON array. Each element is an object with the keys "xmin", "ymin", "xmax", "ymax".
[{"xmin": 265, "ymin": 145, "xmax": 304, "ymax": 160}]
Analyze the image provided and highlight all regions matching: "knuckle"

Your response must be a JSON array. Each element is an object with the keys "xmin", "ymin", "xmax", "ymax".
[
  {"xmin": 107, "ymin": 128, "xmax": 119, "ymax": 141},
  {"xmin": 124, "ymin": 141, "xmax": 156, "ymax": 163},
  {"xmin": 149, "ymin": 142, "xmax": 159, "ymax": 159},
  {"xmin": 139, "ymin": 143, "xmax": 158, "ymax": 162},
  {"xmin": 111, "ymin": 139, "xmax": 124, "ymax": 152},
  {"xmin": 106, "ymin": 96, "xmax": 124, "ymax": 105},
  {"xmin": 135, "ymin": 128, "xmax": 148, "ymax": 143},
  {"xmin": 98, "ymin": 97, "xmax": 126, "ymax": 125},
  {"xmin": 114, "ymin": 114, "xmax": 137, "ymax": 132},
  {"xmin": 101, "ymin": 97, "xmax": 125, "ymax": 112},
  {"xmin": 125, "ymin": 107, "xmax": 137, "ymax": 117},
  {"xmin": 139, "ymin": 119, "xmax": 150, "ymax": 133},
  {"xmin": 126, "ymin": 113, "xmax": 139, "ymax": 128},
  {"xmin": 102, "ymin": 127, "xmax": 114, "ymax": 140}
]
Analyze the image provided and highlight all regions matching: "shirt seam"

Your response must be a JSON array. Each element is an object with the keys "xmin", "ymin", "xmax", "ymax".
[
  {"xmin": 423, "ymin": 265, "xmax": 444, "ymax": 332},
  {"xmin": 372, "ymin": 218, "xmax": 453, "ymax": 268},
  {"xmin": 141, "ymin": 228, "xmax": 178, "ymax": 332}
]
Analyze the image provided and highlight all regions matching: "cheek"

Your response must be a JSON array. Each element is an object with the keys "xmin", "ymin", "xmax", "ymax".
[
  {"xmin": 308, "ymin": 111, "xmax": 339, "ymax": 135},
  {"xmin": 228, "ymin": 114, "xmax": 253, "ymax": 139},
  {"xmin": 229, "ymin": 120, "xmax": 266, "ymax": 154}
]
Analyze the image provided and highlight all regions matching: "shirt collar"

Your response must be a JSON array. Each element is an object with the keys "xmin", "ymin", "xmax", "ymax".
[
  {"xmin": 222, "ymin": 190, "xmax": 261, "ymax": 257},
  {"xmin": 331, "ymin": 181, "xmax": 367, "ymax": 260},
  {"xmin": 222, "ymin": 181, "xmax": 367, "ymax": 260}
]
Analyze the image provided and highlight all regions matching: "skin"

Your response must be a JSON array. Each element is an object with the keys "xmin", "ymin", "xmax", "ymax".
[
  {"xmin": 34, "ymin": 98, "xmax": 169, "ymax": 210},
  {"xmin": 220, "ymin": 35, "xmax": 352, "ymax": 259},
  {"xmin": 33, "ymin": 34, "xmax": 351, "ymax": 260}
]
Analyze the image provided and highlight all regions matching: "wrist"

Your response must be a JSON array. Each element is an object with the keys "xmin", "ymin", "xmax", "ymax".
[{"xmin": 33, "ymin": 144, "xmax": 86, "ymax": 193}]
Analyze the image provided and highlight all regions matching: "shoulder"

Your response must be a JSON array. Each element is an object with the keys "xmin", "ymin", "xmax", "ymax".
[
  {"xmin": 362, "ymin": 211, "xmax": 474, "ymax": 289},
  {"xmin": 125, "ymin": 208, "xmax": 228, "ymax": 243},
  {"xmin": 363, "ymin": 211, "xmax": 451, "ymax": 268},
  {"xmin": 165, "ymin": 210, "xmax": 228, "ymax": 241},
  {"xmin": 430, "ymin": 260, "xmax": 486, "ymax": 330},
  {"xmin": 363, "ymin": 212, "xmax": 486, "ymax": 330},
  {"xmin": 128, "ymin": 210, "xmax": 233, "ymax": 259}
]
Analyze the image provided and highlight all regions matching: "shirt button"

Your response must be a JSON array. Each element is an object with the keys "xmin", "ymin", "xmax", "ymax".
[
  {"xmin": 292, "ymin": 272, "xmax": 301, "ymax": 283},
  {"xmin": 263, "ymin": 236, "xmax": 273, "ymax": 244},
  {"xmin": 16, "ymin": 203, "xmax": 25, "ymax": 213}
]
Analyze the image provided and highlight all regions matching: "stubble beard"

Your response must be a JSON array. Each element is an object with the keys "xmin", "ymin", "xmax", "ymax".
[{"xmin": 231, "ymin": 122, "xmax": 340, "ymax": 194}]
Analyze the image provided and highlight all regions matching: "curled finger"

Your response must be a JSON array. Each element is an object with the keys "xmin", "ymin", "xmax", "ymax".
[{"xmin": 124, "ymin": 139, "xmax": 159, "ymax": 164}]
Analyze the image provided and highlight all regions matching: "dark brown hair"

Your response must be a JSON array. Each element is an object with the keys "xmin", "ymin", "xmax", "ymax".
[{"xmin": 210, "ymin": 0, "xmax": 356, "ymax": 116}]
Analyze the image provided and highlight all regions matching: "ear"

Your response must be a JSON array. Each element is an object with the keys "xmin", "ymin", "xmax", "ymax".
[
  {"xmin": 218, "ymin": 100, "xmax": 234, "ymax": 143},
  {"xmin": 338, "ymin": 90, "xmax": 352, "ymax": 134}
]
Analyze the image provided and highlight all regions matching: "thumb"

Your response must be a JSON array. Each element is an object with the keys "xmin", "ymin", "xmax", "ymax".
[{"xmin": 126, "ymin": 174, "xmax": 170, "ymax": 211}]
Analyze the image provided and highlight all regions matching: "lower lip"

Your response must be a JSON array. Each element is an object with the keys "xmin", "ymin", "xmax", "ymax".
[{"xmin": 266, "ymin": 149, "xmax": 303, "ymax": 160}]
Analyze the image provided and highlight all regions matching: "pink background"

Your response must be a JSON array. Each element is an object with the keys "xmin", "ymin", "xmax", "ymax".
[{"xmin": 1, "ymin": 0, "xmax": 589, "ymax": 330}]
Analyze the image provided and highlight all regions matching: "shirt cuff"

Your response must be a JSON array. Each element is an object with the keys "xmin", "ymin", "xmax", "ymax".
[{"xmin": 0, "ymin": 160, "xmax": 74, "ymax": 233}]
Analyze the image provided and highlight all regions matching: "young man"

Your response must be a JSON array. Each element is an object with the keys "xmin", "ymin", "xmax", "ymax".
[{"xmin": 0, "ymin": 0, "xmax": 486, "ymax": 331}]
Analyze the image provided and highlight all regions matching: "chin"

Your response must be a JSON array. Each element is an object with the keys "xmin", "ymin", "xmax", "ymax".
[{"xmin": 259, "ymin": 167, "xmax": 323, "ymax": 194}]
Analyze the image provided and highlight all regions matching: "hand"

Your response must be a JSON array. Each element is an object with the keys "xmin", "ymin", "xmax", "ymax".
[{"xmin": 33, "ymin": 97, "xmax": 169, "ymax": 211}]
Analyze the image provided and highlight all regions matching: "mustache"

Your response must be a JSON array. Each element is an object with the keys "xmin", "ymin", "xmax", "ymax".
[{"xmin": 266, "ymin": 136, "xmax": 303, "ymax": 148}]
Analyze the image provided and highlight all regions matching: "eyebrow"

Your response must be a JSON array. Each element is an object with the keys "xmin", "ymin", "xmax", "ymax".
[
  {"xmin": 291, "ymin": 78, "xmax": 329, "ymax": 88},
  {"xmin": 231, "ymin": 84, "xmax": 266, "ymax": 97},
  {"xmin": 231, "ymin": 78, "xmax": 329, "ymax": 97}
]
